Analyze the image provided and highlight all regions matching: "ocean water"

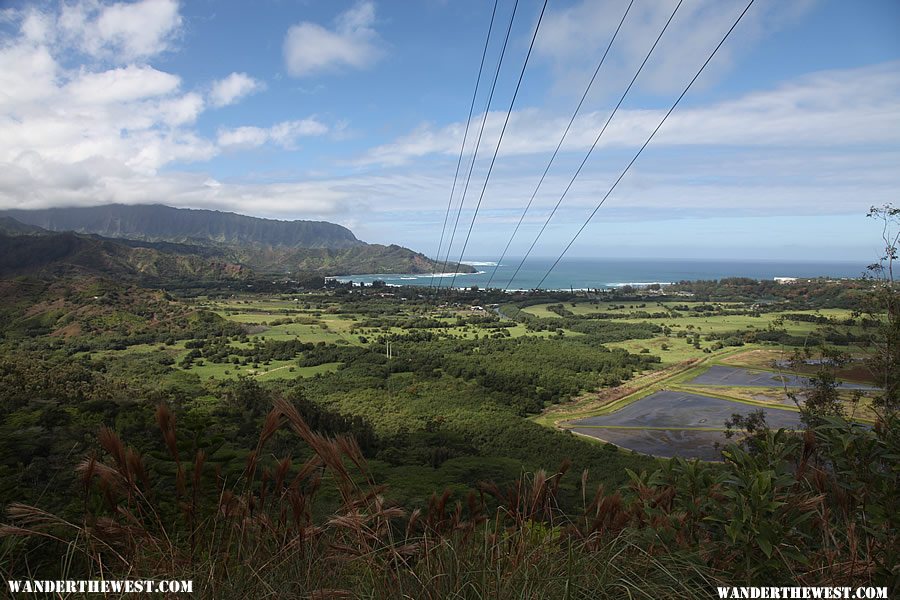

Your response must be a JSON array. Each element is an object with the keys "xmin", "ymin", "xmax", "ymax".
[{"xmin": 334, "ymin": 257, "xmax": 870, "ymax": 291}]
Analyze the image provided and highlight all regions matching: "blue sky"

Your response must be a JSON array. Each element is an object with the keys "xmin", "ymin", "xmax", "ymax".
[{"xmin": 0, "ymin": 0, "xmax": 898, "ymax": 262}]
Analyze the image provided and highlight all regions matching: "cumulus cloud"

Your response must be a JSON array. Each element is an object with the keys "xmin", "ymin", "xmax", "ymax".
[
  {"xmin": 0, "ymin": 1, "xmax": 330, "ymax": 214},
  {"xmin": 209, "ymin": 72, "xmax": 263, "ymax": 108},
  {"xmin": 283, "ymin": 1, "xmax": 383, "ymax": 77},
  {"xmin": 57, "ymin": 0, "xmax": 183, "ymax": 62},
  {"xmin": 0, "ymin": 43, "xmax": 59, "ymax": 109},
  {"xmin": 157, "ymin": 92, "xmax": 205, "ymax": 126},
  {"xmin": 0, "ymin": 25, "xmax": 211, "ymax": 176},
  {"xmin": 65, "ymin": 65, "xmax": 180, "ymax": 105}
]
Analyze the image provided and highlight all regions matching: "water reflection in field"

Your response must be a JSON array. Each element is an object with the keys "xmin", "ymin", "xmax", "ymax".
[{"xmin": 569, "ymin": 390, "xmax": 803, "ymax": 460}]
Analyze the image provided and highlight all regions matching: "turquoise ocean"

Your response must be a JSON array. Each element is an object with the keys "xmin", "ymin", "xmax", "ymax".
[{"xmin": 335, "ymin": 257, "xmax": 870, "ymax": 291}]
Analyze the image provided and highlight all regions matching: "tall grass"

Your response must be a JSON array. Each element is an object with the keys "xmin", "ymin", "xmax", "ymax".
[{"xmin": 1, "ymin": 398, "xmax": 895, "ymax": 598}]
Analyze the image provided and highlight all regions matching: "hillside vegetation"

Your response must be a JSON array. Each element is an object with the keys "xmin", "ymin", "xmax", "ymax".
[
  {"xmin": 0, "ymin": 232, "xmax": 249, "ymax": 282},
  {"xmin": 0, "ymin": 205, "xmax": 473, "ymax": 276},
  {"xmin": 0, "ymin": 271, "xmax": 897, "ymax": 597},
  {"xmin": 1, "ymin": 204, "xmax": 361, "ymax": 248}
]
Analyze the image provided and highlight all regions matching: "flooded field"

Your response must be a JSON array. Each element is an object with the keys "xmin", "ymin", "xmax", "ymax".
[
  {"xmin": 569, "ymin": 390, "xmax": 803, "ymax": 460},
  {"xmin": 572, "ymin": 390, "xmax": 803, "ymax": 429},
  {"xmin": 571, "ymin": 428, "xmax": 731, "ymax": 462},
  {"xmin": 687, "ymin": 365, "xmax": 874, "ymax": 389}
]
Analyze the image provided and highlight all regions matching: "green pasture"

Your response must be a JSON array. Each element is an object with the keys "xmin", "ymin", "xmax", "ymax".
[
  {"xmin": 522, "ymin": 300, "xmax": 746, "ymax": 318},
  {"xmin": 184, "ymin": 358, "xmax": 341, "ymax": 381}
]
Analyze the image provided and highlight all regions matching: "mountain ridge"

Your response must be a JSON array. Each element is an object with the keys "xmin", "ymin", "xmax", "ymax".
[
  {"xmin": 1, "ymin": 204, "xmax": 362, "ymax": 249},
  {"xmin": 0, "ymin": 205, "xmax": 475, "ymax": 278}
]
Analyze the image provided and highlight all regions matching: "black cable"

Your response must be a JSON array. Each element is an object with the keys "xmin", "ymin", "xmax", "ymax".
[
  {"xmin": 485, "ymin": 0, "xmax": 634, "ymax": 289},
  {"xmin": 429, "ymin": 0, "xmax": 499, "ymax": 289},
  {"xmin": 503, "ymin": 0, "xmax": 684, "ymax": 291},
  {"xmin": 447, "ymin": 0, "xmax": 549, "ymax": 291},
  {"xmin": 436, "ymin": 0, "xmax": 520, "ymax": 290},
  {"xmin": 534, "ymin": 0, "xmax": 756, "ymax": 290}
]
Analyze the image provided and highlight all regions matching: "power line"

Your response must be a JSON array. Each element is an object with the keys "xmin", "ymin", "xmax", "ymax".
[
  {"xmin": 447, "ymin": 0, "xmax": 549, "ymax": 291},
  {"xmin": 485, "ymin": 0, "xmax": 634, "ymax": 289},
  {"xmin": 436, "ymin": 0, "xmax": 520, "ymax": 290},
  {"xmin": 534, "ymin": 0, "xmax": 756, "ymax": 290},
  {"xmin": 429, "ymin": 0, "xmax": 500, "ymax": 289},
  {"xmin": 502, "ymin": 0, "xmax": 684, "ymax": 291}
]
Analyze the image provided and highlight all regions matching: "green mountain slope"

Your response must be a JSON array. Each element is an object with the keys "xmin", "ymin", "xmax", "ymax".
[
  {"xmin": 0, "ymin": 216, "xmax": 47, "ymax": 235},
  {"xmin": 0, "ymin": 205, "xmax": 474, "ymax": 276},
  {"xmin": 2, "ymin": 204, "xmax": 361, "ymax": 248},
  {"xmin": 0, "ymin": 231, "xmax": 249, "ymax": 282},
  {"xmin": 227, "ymin": 243, "xmax": 468, "ymax": 275}
]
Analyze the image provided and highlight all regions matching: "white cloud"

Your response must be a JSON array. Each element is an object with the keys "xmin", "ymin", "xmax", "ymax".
[
  {"xmin": 0, "ymin": 43, "xmax": 59, "ymax": 109},
  {"xmin": 209, "ymin": 72, "xmax": 263, "ymax": 108},
  {"xmin": 218, "ymin": 118, "xmax": 328, "ymax": 150},
  {"xmin": 0, "ymin": 2, "xmax": 328, "ymax": 198},
  {"xmin": 217, "ymin": 126, "xmax": 270, "ymax": 149},
  {"xmin": 65, "ymin": 65, "xmax": 180, "ymax": 105},
  {"xmin": 58, "ymin": 0, "xmax": 182, "ymax": 62},
  {"xmin": 0, "ymin": 3, "xmax": 212, "ymax": 180},
  {"xmin": 0, "ymin": 0, "xmax": 894, "ymax": 259},
  {"xmin": 19, "ymin": 10, "xmax": 54, "ymax": 44},
  {"xmin": 0, "ymin": 55, "xmax": 210, "ymax": 174},
  {"xmin": 156, "ymin": 92, "xmax": 205, "ymax": 126},
  {"xmin": 357, "ymin": 62, "xmax": 900, "ymax": 166},
  {"xmin": 270, "ymin": 119, "xmax": 329, "ymax": 145},
  {"xmin": 283, "ymin": 1, "xmax": 383, "ymax": 77}
]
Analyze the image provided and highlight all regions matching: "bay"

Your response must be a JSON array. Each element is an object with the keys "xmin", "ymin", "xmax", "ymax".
[{"xmin": 335, "ymin": 257, "xmax": 870, "ymax": 291}]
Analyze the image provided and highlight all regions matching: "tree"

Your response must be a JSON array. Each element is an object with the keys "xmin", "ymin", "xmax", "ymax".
[
  {"xmin": 864, "ymin": 203, "xmax": 899, "ymax": 415},
  {"xmin": 787, "ymin": 347, "xmax": 850, "ymax": 427},
  {"xmin": 723, "ymin": 408, "xmax": 769, "ymax": 454}
]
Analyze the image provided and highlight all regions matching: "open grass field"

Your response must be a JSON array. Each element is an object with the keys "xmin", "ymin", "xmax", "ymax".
[
  {"xmin": 138, "ymin": 296, "xmax": 591, "ymax": 382},
  {"xmin": 522, "ymin": 300, "xmax": 747, "ymax": 318},
  {"xmin": 84, "ymin": 296, "xmax": 876, "ymax": 432},
  {"xmin": 185, "ymin": 358, "xmax": 342, "ymax": 381},
  {"xmin": 523, "ymin": 301, "xmax": 855, "ymax": 318},
  {"xmin": 98, "ymin": 294, "xmax": 876, "ymax": 458},
  {"xmin": 209, "ymin": 296, "xmax": 590, "ymax": 344},
  {"xmin": 604, "ymin": 336, "xmax": 718, "ymax": 365},
  {"xmin": 616, "ymin": 312, "xmax": 822, "ymax": 337},
  {"xmin": 520, "ymin": 301, "xmax": 868, "ymax": 370},
  {"xmin": 523, "ymin": 301, "xmax": 857, "ymax": 333}
]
